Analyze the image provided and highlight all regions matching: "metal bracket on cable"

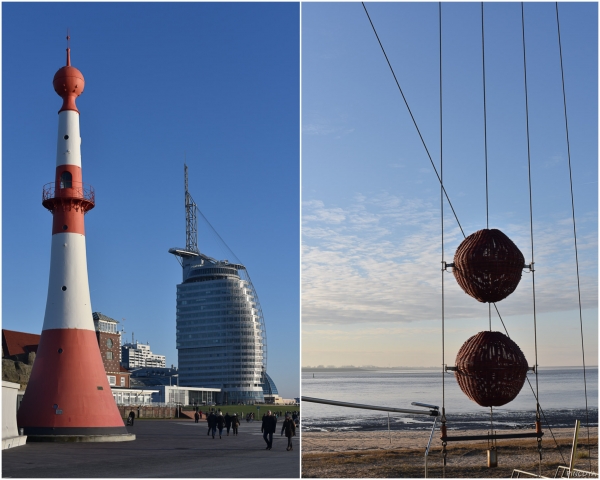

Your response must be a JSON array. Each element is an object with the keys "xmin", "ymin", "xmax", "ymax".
[
  {"xmin": 442, "ymin": 261, "xmax": 454, "ymax": 271},
  {"xmin": 523, "ymin": 261, "xmax": 535, "ymax": 273}
]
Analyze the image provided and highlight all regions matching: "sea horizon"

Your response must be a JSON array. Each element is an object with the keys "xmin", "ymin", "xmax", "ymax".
[
  {"xmin": 302, "ymin": 366, "xmax": 598, "ymax": 433},
  {"xmin": 302, "ymin": 365, "xmax": 597, "ymax": 371}
]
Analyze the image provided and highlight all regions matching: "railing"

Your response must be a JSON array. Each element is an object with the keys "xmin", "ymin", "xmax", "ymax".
[
  {"xmin": 512, "ymin": 421, "xmax": 597, "ymax": 479},
  {"xmin": 42, "ymin": 181, "xmax": 95, "ymax": 204},
  {"xmin": 554, "ymin": 466, "xmax": 598, "ymax": 478},
  {"xmin": 424, "ymin": 416, "xmax": 438, "ymax": 478},
  {"xmin": 302, "ymin": 396, "xmax": 439, "ymax": 478},
  {"xmin": 511, "ymin": 469, "xmax": 547, "ymax": 478}
]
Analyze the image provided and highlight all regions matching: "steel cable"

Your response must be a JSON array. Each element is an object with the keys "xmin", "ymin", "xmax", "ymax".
[
  {"xmin": 362, "ymin": 2, "xmax": 569, "ymax": 467},
  {"xmin": 362, "ymin": 1, "xmax": 465, "ymax": 239},
  {"xmin": 554, "ymin": 2, "xmax": 592, "ymax": 469}
]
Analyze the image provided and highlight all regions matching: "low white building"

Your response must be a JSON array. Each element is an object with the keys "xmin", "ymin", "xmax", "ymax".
[
  {"xmin": 111, "ymin": 387, "xmax": 159, "ymax": 406},
  {"xmin": 151, "ymin": 386, "xmax": 221, "ymax": 406},
  {"xmin": 264, "ymin": 394, "xmax": 299, "ymax": 405}
]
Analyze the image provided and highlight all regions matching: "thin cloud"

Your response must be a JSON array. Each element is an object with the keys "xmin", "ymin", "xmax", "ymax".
[{"xmin": 302, "ymin": 194, "xmax": 597, "ymax": 326}]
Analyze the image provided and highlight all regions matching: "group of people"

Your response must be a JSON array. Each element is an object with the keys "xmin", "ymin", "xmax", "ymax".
[
  {"xmin": 261, "ymin": 410, "xmax": 296, "ymax": 451},
  {"xmin": 191, "ymin": 408, "xmax": 298, "ymax": 451},
  {"xmin": 203, "ymin": 411, "xmax": 240, "ymax": 438}
]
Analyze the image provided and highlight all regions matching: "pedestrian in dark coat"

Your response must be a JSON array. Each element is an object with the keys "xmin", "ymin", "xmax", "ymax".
[
  {"xmin": 281, "ymin": 415, "xmax": 296, "ymax": 451},
  {"xmin": 232, "ymin": 413, "xmax": 240, "ymax": 436},
  {"xmin": 261, "ymin": 410, "xmax": 277, "ymax": 450},
  {"xmin": 208, "ymin": 412, "xmax": 217, "ymax": 438},
  {"xmin": 224, "ymin": 412, "xmax": 232, "ymax": 435},
  {"xmin": 194, "ymin": 411, "xmax": 200, "ymax": 423},
  {"xmin": 216, "ymin": 413, "xmax": 225, "ymax": 439}
]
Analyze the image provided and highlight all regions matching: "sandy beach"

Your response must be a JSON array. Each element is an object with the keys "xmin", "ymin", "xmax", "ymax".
[{"xmin": 302, "ymin": 427, "xmax": 598, "ymax": 478}]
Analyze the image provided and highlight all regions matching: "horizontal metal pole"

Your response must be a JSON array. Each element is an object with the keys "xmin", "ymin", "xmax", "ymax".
[
  {"xmin": 301, "ymin": 396, "xmax": 439, "ymax": 416},
  {"xmin": 445, "ymin": 366, "xmax": 535, "ymax": 372},
  {"xmin": 413, "ymin": 402, "xmax": 440, "ymax": 410},
  {"xmin": 442, "ymin": 432, "xmax": 543, "ymax": 442}
]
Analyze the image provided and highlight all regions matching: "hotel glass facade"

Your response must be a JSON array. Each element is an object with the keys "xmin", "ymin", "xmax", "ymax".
[{"xmin": 173, "ymin": 251, "xmax": 267, "ymax": 404}]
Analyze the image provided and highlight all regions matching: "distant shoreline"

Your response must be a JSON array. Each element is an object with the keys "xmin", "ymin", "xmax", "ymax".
[{"xmin": 302, "ymin": 365, "xmax": 597, "ymax": 372}]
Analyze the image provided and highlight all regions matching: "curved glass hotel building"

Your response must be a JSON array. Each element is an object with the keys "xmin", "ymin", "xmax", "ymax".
[
  {"xmin": 170, "ymin": 166, "xmax": 275, "ymax": 404},
  {"xmin": 170, "ymin": 248, "xmax": 269, "ymax": 404}
]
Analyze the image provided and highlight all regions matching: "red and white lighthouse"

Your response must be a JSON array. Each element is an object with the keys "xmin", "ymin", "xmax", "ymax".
[{"xmin": 17, "ymin": 39, "xmax": 134, "ymax": 441}]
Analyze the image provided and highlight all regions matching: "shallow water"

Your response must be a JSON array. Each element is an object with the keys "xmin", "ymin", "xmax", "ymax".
[{"xmin": 302, "ymin": 367, "xmax": 598, "ymax": 432}]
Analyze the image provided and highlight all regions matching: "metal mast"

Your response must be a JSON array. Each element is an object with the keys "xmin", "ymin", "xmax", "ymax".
[{"xmin": 184, "ymin": 163, "xmax": 199, "ymax": 253}]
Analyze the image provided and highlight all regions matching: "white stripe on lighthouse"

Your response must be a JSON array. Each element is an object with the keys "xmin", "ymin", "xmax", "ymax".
[
  {"xmin": 56, "ymin": 110, "xmax": 82, "ymax": 168},
  {"xmin": 42, "ymin": 232, "xmax": 94, "ymax": 331}
]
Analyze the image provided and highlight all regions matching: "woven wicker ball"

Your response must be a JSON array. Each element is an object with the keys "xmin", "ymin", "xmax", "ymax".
[
  {"xmin": 453, "ymin": 228, "xmax": 525, "ymax": 303},
  {"xmin": 455, "ymin": 331, "xmax": 529, "ymax": 407}
]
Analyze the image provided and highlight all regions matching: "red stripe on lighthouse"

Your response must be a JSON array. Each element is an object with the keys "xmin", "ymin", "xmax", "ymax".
[
  {"xmin": 17, "ymin": 328, "xmax": 126, "ymax": 433},
  {"xmin": 42, "ymin": 165, "xmax": 95, "ymax": 235}
]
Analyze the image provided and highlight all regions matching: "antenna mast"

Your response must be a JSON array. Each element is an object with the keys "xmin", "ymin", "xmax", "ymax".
[{"xmin": 184, "ymin": 164, "xmax": 199, "ymax": 253}]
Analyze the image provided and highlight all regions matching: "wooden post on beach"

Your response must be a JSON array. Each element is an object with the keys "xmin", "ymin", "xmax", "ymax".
[{"xmin": 388, "ymin": 413, "xmax": 391, "ymax": 444}]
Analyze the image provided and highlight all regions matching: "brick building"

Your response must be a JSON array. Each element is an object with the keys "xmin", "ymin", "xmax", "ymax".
[{"xmin": 92, "ymin": 312, "xmax": 130, "ymax": 388}]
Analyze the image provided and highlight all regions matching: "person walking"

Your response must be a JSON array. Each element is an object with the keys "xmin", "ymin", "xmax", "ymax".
[
  {"xmin": 281, "ymin": 414, "xmax": 296, "ymax": 451},
  {"xmin": 232, "ymin": 413, "xmax": 240, "ymax": 436},
  {"xmin": 216, "ymin": 412, "xmax": 225, "ymax": 439},
  {"xmin": 208, "ymin": 412, "xmax": 217, "ymax": 438},
  {"xmin": 224, "ymin": 412, "xmax": 232, "ymax": 436},
  {"xmin": 261, "ymin": 410, "xmax": 277, "ymax": 450},
  {"xmin": 194, "ymin": 411, "xmax": 200, "ymax": 423}
]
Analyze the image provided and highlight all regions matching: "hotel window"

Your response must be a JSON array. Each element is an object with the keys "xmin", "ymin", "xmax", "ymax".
[
  {"xmin": 120, "ymin": 377, "xmax": 125, "ymax": 387},
  {"xmin": 107, "ymin": 351, "xmax": 113, "ymax": 360},
  {"xmin": 108, "ymin": 376, "xmax": 116, "ymax": 386}
]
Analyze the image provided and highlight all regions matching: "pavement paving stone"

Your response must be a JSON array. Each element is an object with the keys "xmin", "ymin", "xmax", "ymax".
[{"xmin": 2, "ymin": 419, "xmax": 300, "ymax": 478}]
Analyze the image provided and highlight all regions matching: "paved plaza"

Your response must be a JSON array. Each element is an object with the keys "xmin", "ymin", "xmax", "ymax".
[{"xmin": 2, "ymin": 419, "xmax": 300, "ymax": 478}]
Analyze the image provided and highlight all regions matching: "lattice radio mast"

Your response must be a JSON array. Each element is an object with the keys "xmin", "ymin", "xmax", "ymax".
[{"xmin": 184, "ymin": 164, "xmax": 199, "ymax": 253}]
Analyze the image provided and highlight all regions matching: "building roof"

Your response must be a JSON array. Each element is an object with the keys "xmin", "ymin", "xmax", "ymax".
[
  {"xmin": 2, "ymin": 329, "xmax": 40, "ymax": 358},
  {"xmin": 92, "ymin": 312, "xmax": 119, "ymax": 324}
]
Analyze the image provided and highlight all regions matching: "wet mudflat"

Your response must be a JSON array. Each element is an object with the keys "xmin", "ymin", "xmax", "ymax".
[{"xmin": 3, "ymin": 419, "xmax": 300, "ymax": 478}]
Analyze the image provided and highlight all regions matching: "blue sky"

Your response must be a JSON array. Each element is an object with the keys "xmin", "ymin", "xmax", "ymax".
[
  {"xmin": 2, "ymin": 3, "xmax": 300, "ymax": 398},
  {"xmin": 302, "ymin": 2, "xmax": 597, "ymax": 368}
]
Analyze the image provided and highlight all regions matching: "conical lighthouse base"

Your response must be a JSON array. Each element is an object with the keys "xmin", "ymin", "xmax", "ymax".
[{"xmin": 17, "ymin": 329, "xmax": 135, "ymax": 442}]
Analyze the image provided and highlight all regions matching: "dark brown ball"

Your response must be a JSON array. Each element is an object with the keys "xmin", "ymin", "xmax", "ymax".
[
  {"xmin": 453, "ymin": 229, "xmax": 525, "ymax": 303},
  {"xmin": 455, "ymin": 331, "xmax": 529, "ymax": 407}
]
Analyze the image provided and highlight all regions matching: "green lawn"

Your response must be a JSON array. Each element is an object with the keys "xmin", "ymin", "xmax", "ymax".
[{"xmin": 184, "ymin": 404, "xmax": 300, "ymax": 419}]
